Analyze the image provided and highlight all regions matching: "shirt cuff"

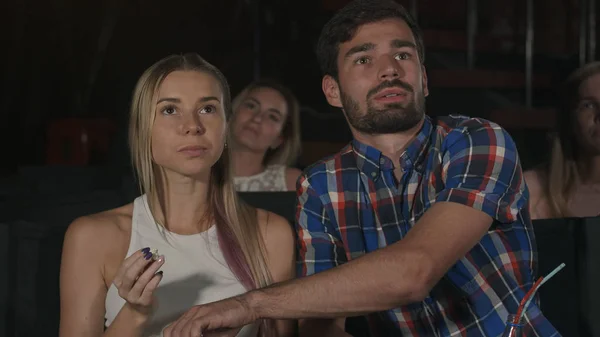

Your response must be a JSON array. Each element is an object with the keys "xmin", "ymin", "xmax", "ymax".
[{"xmin": 435, "ymin": 187, "xmax": 520, "ymax": 224}]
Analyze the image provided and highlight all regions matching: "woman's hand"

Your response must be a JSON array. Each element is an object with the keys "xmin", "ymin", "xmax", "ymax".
[{"xmin": 112, "ymin": 247, "xmax": 165, "ymax": 318}]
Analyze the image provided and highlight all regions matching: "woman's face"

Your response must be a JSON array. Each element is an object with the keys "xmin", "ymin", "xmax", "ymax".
[
  {"xmin": 575, "ymin": 73, "xmax": 600, "ymax": 155},
  {"xmin": 231, "ymin": 87, "xmax": 288, "ymax": 154},
  {"xmin": 151, "ymin": 70, "xmax": 227, "ymax": 178}
]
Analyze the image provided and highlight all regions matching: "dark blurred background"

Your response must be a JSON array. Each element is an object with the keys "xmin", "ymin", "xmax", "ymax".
[{"xmin": 0, "ymin": 0, "xmax": 596, "ymax": 174}]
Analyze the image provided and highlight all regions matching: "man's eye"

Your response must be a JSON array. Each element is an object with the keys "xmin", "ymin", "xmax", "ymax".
[{"xmin": 355, "ymin": 57, "xmax": 370, "ymax": 65}]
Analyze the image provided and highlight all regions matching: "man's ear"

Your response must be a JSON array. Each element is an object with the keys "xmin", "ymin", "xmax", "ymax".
[
  {"xmin": 322, "ymin": 75, "xmax": 343, "ymax": 108},
  {"xmin": 421, "ymin": 65, "xmax": 429, "ymax": 97}
]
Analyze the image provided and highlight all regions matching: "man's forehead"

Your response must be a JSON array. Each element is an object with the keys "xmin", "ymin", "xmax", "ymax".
[{"xmin": 341, "ymin": 18, "xmax": 415, "ymax": 48}]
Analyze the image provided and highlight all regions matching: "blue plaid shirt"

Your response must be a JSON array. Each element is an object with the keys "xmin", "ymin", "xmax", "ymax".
[{"xmin": 296, "ymin": 115, "xmax": 560, "ymax": 336}]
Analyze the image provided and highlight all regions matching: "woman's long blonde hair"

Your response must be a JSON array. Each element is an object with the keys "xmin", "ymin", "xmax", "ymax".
[
  {"xmin": 128, "ymin": 53, "xmax": 274, "ymax": 334},
  {"xmin": 545, "ymin": 61, "xmax": 600, "ymax": 217},
  {"xmin": 231, "ymin": 79, "xmax": 301, "ymax": 166}
]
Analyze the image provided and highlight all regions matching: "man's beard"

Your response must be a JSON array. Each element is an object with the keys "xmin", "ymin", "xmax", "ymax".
[{"xmin": 340, "ymin": 79, "xmax": 426, "ymax": 135}]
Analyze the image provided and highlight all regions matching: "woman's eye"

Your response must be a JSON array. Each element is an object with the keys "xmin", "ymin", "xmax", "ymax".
[
  {"xmin": 200, "ymin": 105, "xmax": 216, "ymax": 114},
  {"xmin": 395, "ymin": 53, "xmax": 410, "ymax": 60},
  {"xmin": 162, "ymin": 106, "xmax": 177, "ymax": 115},
  {"xmin": 579, "ymin": 100, "xmax": 599, "ymax": 111}
]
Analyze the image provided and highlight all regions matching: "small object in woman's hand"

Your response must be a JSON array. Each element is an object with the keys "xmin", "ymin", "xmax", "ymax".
[{"xmin": 151, "ymin": 249, "xmax": 160, "ymax": 261}]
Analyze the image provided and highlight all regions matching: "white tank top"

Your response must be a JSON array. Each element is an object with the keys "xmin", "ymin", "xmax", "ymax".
[
  {"xmin": 104, "ymin": 195, "xmax": 260, "ymax": 337},
  {"xmin": 234, "ymin": 165, "xmax": 287, "ymax": 192}
]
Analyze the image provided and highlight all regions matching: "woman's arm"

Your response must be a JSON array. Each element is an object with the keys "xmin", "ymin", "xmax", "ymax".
[
  {"xmin": 523, "ymin": 169, "xmax": 550, "ymax": 220},
  {"xmin": 259, "ymin": 210, "xmax": 297, "ymax": 336},
  {"xmin": 59, "ymin": 214, "xmax": 157, "ymax": 337},
  {"xmin": 60, "ymin": 216, "xmax": 112, "ymax": 336}
]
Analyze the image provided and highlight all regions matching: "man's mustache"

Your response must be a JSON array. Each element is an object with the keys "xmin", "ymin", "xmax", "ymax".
[{"xmin": 367, "ymin": 79, "xmax": 414, "ymax": 99}]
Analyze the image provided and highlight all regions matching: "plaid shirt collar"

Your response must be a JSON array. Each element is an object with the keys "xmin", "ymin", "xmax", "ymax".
[{"xmin": 351, "ymin": 115, "xmax": 434, "ymax": 181}]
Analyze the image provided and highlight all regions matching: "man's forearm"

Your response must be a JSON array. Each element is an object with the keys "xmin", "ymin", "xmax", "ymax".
[{"xmin": 248, "ymin": 243, "xmax": 430, "ymax": 320}]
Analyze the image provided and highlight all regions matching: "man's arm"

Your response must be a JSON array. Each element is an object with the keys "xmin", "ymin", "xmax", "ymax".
[
  {"xmin": 252, "ymin": 201, "xmax": 492, "ymax": 318},
  {"xmin": 249, "ymin": 120, "xmax": 525, "ymax": 319}
]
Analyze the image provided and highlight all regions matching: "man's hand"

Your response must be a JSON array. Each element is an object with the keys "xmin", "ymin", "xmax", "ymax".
[{"xmin": 163, "ymin": 294, "xmax": 259, "ymax": 337}]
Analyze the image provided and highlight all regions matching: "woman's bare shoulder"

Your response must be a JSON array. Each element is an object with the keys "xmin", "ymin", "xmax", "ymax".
[
  {"xmin": 524, "ymin": 169, "xmax": 546, "ymax": 196},
  {"xmin": 255, "ymin": 208, "xmax": 295, "ymax": 281},
  {"xmin": 64, "ymin": 203, "xmax": 134, "ymax": 250},
  {"xmin": 256, "ymin": 208, "xmax": 293, "ymax": 241},
  {"xmin": 523, "ymin": 169, "xmax": 554, "ymax": 219}
]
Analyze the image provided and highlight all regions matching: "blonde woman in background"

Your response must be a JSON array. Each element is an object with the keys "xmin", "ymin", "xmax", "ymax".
[
  {"xmin": 230, "ymin": 80, "xmax": 302, "ymax": 192},
  {"xmin": 59, "ymin": 53, "xmax": 295, "ymax": 337},
  {"xmin": 525, "ymin": 61, "xmax": 600, "ymax": 219}
]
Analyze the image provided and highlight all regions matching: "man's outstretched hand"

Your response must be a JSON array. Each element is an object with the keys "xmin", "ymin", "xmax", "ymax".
[{"xmin": 163, "ymin": 294, "xmax": 259, "ymax": 337}]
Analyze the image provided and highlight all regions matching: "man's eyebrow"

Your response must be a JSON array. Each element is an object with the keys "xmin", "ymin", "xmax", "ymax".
[
  {"xmin": 344, "ymin": 42, "xmax": 375, "ymax": 59},
  {"xmin": 246, "ymin": 97, "xmax": 260, "ymax": 105},
  {"xmin": 390, "ymin": 39, "xmax": 417, "ymax": 50}
]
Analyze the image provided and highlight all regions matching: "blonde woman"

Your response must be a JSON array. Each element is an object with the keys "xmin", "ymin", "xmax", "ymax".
[
  {"xmin": 525, "ymin": 61, "xmax": 600, "ymax": 219},
  {"xmin": 58, "ymin": 53, "xmax": 295, "ymax": 337},
  {"xmin": 230, "ymin": 80, "xmax": 302, "ymax": 192}
]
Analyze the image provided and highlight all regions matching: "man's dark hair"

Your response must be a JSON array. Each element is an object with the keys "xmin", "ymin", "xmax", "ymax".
[{"xmin": 316, "ymin": 0, "xmax": 425, "ymax": 79}]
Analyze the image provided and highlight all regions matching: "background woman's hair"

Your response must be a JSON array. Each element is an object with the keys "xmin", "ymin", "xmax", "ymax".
[
  {"xmin": 231, "ymin": 79, "xmax": 302, "ymax": 167},
  {"xmin": 544, "ymin": 61, "xmax": 600, "ymax": 217},
  {"xmin": 128, "ymin": 53, "xmax": 275, "ymax": 335}
]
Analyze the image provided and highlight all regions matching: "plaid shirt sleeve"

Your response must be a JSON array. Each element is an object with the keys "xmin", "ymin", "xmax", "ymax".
[
  {"xmin": 295, "ymin": 172, "xmax": 348, "ymax": 277},
  {"xmin": 435, "ymin": 119, "xmax": 527, "ymax": 223}
]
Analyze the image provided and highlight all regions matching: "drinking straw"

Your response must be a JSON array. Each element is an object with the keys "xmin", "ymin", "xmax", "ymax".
[{"xmin": 513, "ymin": 263, "xmax": 566, "ymax": 324}]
